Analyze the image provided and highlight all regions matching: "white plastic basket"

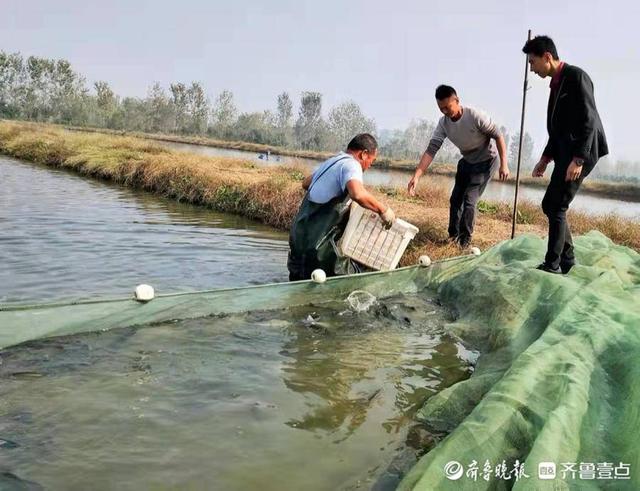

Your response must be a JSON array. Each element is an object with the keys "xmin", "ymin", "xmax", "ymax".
[{"xmin": 338, "ymin": 202, "xmax": 419, "ymax": 271}]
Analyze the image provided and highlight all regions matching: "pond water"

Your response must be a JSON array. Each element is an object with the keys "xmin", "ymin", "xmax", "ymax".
[
  {"xmin": 0, "ymin": 156, "xmax": 477, "ymax": 490},
  {"xmin": 158, "ymin": 140, "xmax": 640, "ymax": 221},
  {"xmin": 0, "ymin": 156, "xmax": 289, "ymax": 303}
]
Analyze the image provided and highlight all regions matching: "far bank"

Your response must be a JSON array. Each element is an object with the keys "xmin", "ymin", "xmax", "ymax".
[{"xmin": 62, "ymin": 123, "xmax": 640, "ymax": 203}]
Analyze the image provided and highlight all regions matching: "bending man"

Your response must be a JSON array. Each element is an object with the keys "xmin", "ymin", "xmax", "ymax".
[
  {"xmin": 523, "ymin": 35, "xmax": 608, "ymax": 274},
  {"xmin": 408, "ymin": 85, "xmax": 509, "ymax": 248},
  {"xmin": 288, "ymin": 133, "xmax": 395, "ymax": 281}
]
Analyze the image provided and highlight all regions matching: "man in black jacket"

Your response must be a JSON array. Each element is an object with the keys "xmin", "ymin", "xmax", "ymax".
[{"xmin": 523, "ymin": 35, "xmax": 608, "ymax": 274}]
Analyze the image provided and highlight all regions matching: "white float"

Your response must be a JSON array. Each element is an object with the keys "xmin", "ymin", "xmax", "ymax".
[
  {"xmin": 311, "ymin": 269, "xmax": 327, "ymax": 283},
  {"xmin": 418, "ymin": 255, "xmax": 432, "ymax": 267},
  {"xmin": 134, "ymin": 284, "xmax": 155, "ymax": 302},
  {"xmin": 470, "ymin": 246, "xmax": 481, "ymax": 256}
]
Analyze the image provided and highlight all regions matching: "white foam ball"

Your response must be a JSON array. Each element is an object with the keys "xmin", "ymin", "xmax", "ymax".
[
  {"xmin": 311, "ymin": 269, "xmax": 326, "ymax": 283},
  {"xmin": 135, "ymin": 284, "xmax": 155, "ymax": 302},
  {"xmin": 470, "ymin": 246, "xmax": 481, "ymax": 256},
  {"xmin": 418, "ymin": 255, "xmax": 432, "ymax": 267}
]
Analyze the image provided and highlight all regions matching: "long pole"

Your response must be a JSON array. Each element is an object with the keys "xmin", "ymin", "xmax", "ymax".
[{"xmin": 511, "ymin": 29, "xmax": 532, "ymax": 239}]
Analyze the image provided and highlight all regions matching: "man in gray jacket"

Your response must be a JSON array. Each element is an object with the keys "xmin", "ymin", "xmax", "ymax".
[{"xmin": 408, "ymin": 85, "xmax": 509, "ymax": 248}]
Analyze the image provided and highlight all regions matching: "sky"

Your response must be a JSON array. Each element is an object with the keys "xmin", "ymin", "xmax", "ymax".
[{"xmin": 1, "ymin": 0, "xmax": 639, "ymax": 160}]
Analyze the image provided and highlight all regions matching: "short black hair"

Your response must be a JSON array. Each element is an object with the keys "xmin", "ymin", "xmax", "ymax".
[
  {"xmin": 435, "ymin": 85, "xmax": 457, "ymax": 100},
  {"xmin": 522, "ymin": 35, "xmax": 559, "ymax": 60},
  {"xmin": 347, "ymin": 133, "xmax": 378, "ymax": 153}
]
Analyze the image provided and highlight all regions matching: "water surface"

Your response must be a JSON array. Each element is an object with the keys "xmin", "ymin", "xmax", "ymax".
[
  {"xmin": 0, "ymin": 156, "xmax": 289, "ymax": 303},
  {"xmin": 158, "ymin": 141, "xmax": 640, "ymax": 220}
]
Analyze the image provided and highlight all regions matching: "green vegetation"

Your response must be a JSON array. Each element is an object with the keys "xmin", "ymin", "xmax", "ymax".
[{"xmin": 2, "ymin": 48, "xmax": 639, "ymax": 197}]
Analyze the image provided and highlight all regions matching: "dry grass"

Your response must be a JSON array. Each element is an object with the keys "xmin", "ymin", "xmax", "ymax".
[
  {"xmin": 1, "ymin": 120, "xmax": 638, "ymax": 267},
  {"xmin": 65, "ymin": 125, "xmax": 336, "ymax": 162},
  {"xmin": 62, "ymin": 123, "xmax": 640, "ymax": 202}
]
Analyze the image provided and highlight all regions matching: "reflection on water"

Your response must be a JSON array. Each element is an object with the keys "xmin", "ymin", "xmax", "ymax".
[
  {"xmin": 0, "ymin": 292, "xmax": 476, "ymax": 490},
  {"xmin": 158, "ymin": 141, "xmax": 640, "ymax": 220},
  {"xmin": 0, "ymin": 156, "xmax": 289, "ymax": 303}
]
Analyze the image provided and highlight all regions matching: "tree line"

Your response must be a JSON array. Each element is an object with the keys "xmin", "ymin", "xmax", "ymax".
[{"xmin": 0, "ymin": 49, "xmax": 552, "ymax": 169}]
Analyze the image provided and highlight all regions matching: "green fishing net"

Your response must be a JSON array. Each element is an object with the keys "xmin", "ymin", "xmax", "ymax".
[{"xmin": 400, "ymin": 231, "xmax": 640, "ymax": 490}]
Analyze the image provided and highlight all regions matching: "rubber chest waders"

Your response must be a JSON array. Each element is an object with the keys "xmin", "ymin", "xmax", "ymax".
[{"xmin": 287, "ymin": 156, "xmax": 360, "ymax": 281}]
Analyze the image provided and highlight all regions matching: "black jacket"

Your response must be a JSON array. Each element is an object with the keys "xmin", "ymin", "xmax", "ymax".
[{"xmin": 543, "ymin": 63, "xmax": 608, "ymax": 166}]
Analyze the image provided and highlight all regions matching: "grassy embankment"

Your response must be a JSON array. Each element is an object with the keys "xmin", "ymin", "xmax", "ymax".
[
  {"xmin": 1, "ymin": 120, "xmax": 638, "ymax": 265},
  {"xmin": 66, "ymin": 124, "xmax": 640, "ymax": 202}
]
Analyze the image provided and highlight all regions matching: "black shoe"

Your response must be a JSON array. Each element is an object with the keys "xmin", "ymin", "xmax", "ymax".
[
  {"xmin": 458, "ymin": 237, "xmax": 471, "ymax": 249},
  {"xmin": 536, "ymin": 263, "xmax": 562, "ymax": 274},
  {"xmin": 560, "ymin": 260, "xmax": 576, "ymax": 274}
]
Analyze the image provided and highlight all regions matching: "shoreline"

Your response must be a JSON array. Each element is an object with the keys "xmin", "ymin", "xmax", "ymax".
[
  {"xmin": 1, "ymin": 120, "xmax": 638, "ymax": 263},
  {"xmin": 60, "ymin": 123, "xmax": 640, "ymax": 203}
]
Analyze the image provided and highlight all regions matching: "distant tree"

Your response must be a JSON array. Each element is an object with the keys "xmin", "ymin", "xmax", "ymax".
[
  {"xmin": 276, "ymin": 92, "xmax": 293, "ymax": 128},
  {"xmin": 403, "ymin": 119, "xmax": 436, "ymax": 159},
  {"xmin": 509, "ymin": 131, "xmax": 535, "ymax": 169},
  {"xmin": 118, "ymin": 96, "xmax": 147, "ymax": 130},
  {"xmin": 144, "ymin": 82, "xmax": 174, "ymax": 133},
  {"xmin": 50, "ymin": 59, "xmax": 87, "ymax": 123},
  {"xmin": 378, "ymin": 118, "xmax": 460, "ymax": 163},
  {"xmin": 232, "ymin": 111, "xmax": 279, "ymax": 144},
  {"xmin": 378, "ymin": 128, "xmax": 408, "ymax": 159},
  {"xmin": 0, "ymin": 52, "xmax": 25, "ymax": 118},
  {"xmin": 95, "ymin": 81, "xmax": 115, "ymax": 109},
  {"xmin": 294, "ymin": 91, "xmax": 327, "ymax": 150},
  {"xmin": 327, "ymin": 101, "xmax": 376, "ymax": 151},
  {"xmin": 186, "ymin": 82, "xmax": 209, "ymax": 135},
  {"xmin": 170, "ymin": 82, "xmax": 189, "ymax": 133},
  {"xmin": 211, "ymin": 90, "xmax": 238, "ymax": 138},
  {"xmin": 93, "ymin": 81, "xmax": 117, "ymax": 127},
  {"xmin": 275, "ymin": 92, "xmax": 293, "ymax": 146},
  {"xmin": 22, "ymin": 56, "xmax": 54, "ymax": 120}
]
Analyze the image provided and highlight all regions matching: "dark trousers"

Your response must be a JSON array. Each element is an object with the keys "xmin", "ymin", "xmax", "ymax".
[
  {"xmin": 541, "ymin": 159, "xmax": 591, "ymax": 269},
  {"xmin": 448, "ymin": 157, "xmax": 498, "ymax": 244}
]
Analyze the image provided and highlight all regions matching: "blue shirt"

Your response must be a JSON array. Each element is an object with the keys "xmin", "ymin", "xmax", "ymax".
[{"xmin": 308, "ymin": 152, "xmax": 363, "ymax": 204}]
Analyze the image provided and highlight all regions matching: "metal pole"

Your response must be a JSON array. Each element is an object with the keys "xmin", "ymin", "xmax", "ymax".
[{"xmin": 511, "ymin": 29, "xmax": 532, "ymax": 239}]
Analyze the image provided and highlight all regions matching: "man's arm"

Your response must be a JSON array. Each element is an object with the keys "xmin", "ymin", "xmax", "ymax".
[
  {"xmin": 495, "ymin": 134, "xmax": 509, "ymax": 181},
  {"xmin": 562, "ymin": 70, "xmax": 598, "ymax": 182},
  {"xmin": 407, "ymin": 120, "xmax": 445, "ymax": 195},
  {"xmin": 572, "ymin": 70, "xmax": 598, "ymax": 161},
  {"xmin": 346, "ymin": 179, "xmax": 395, "ymax": 227},
  {"xmin": 473, "ymin": 109, "xmax": 509, "ymax": 180},
  {"xmin": 407, "ymin": 151, "xmax": 434, "ymax": 195},
  {"xmin": 532, "ymin": 153, "xmax": 552, "ymax": 177},
  {"xmin": 346, "ymin": 179, "xmax": 387, "ymax": 214}
]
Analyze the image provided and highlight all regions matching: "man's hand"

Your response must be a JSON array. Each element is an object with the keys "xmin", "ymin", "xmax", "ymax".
[
  {"xmin": 565, "ymin": 160, "xmax": 584, "ymax": 182},
  {"xmin": 499, "ymin": 164, "xmax": 510, "ymax": 181},
  {"xmin": 532, "ymin": 159, "xmax": 548, "ymax": 178},
  {"xmin": 380, "ymin": 207, "xmax": 396, "ymax": 229},
  {"xmin": 407, "ymin": 175, "xmax": 420, "ymax": 197}
]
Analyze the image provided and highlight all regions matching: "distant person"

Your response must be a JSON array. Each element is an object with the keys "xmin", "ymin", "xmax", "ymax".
[
  {"xmin": 523, "ymin": 35, "xmax": 608, "ymax": 274},
  {"xmin": 407, "ymin": 85, "xmax": 509, "ymax": 248},
  {"xmin": 288, "ymin": 134, "xmax": 395, "ymax": 281}
]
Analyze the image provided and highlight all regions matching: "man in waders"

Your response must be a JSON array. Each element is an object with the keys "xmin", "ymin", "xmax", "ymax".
[
  {"xmin": 523, "ymin": 35, "xmax": 608, "ymax": 274},
  {"xmin": 287, "ymin": 133, "xmax": 395, "ymax": 281},
  {"xmin": 407, "ymin": 85, "xmax": 510, "ymax": 248}
]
